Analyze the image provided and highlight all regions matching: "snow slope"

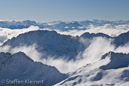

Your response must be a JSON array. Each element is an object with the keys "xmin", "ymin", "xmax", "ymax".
[
  {"xmin": 55, "ymin": 52, "xmax": 129, "ymax": 86},
  {"xmin": 0, "ymin": 52, "xmax": 67, "ymax": 86},
  {"xmin": 2, "ymin": 30, "xmax": 80, "ymax": 60}
]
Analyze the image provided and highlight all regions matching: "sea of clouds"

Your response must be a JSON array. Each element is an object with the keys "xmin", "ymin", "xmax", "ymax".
[{"xmin": 0, "ymin": 24, "xmax": 129, "ymax": 73}]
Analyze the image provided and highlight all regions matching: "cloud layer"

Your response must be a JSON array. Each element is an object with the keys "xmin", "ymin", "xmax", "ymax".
[{"xmin": 0, "ymin": 24, "xmax": 129, "ymax": 73}]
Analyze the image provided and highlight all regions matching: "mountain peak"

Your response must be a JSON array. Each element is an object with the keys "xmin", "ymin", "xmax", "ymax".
[
  {"xmin": 0, "ymin": 52, "xmax": 68, "ymax": 86},
  {"xmin": 81, "ymin": 32, "xmax": 111, "ymax": 39},
  {"xmin": 100, "ymin": 52, "xmax": 129, "ymax": 70}
]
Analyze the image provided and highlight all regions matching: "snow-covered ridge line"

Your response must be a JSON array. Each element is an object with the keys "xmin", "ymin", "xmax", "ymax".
[
  {"xmin": 55, "ymin": 51, "xmax": 129, "ymax": 86},
  {"xmin": 0, "ymin": 51, "xmax": 68, "ymax": 86},
  {"xmin": 1, "ymin": 30, "xmax": 129, "ymax": 73},
  {"xmin": 2, "ymin": 30, "xmax": 129, "ymax": 62}
]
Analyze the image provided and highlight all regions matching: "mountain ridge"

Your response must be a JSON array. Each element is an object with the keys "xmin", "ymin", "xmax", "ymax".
[
  {"xmin": 55, "ymin": 51, "xmax": 129, "ymax": 86},
  {"xmin": 0, "ymin": 51, "xmax": 68, "ymax": 86}
]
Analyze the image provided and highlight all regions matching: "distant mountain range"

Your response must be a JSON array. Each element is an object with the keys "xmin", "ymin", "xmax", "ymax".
[
  {"xmin": 0, "ymin": 20, "xmax": 129, "ymax": 31},
  {"xmin": 0, "ymin": 20, "xmax": 46, "ymax": 29}
]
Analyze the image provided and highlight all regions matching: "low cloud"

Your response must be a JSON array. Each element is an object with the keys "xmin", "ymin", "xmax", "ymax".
[
  {"xmin": 0, "ymin": 45, "xmax": 11, "ymax": 53},
  {"xmin": 0, "ymin": 44, "xmax": 42, "ymax": 62},
  {"xmin": 11, "ymin": 44, "xmax": 42, "ymax": 61},
  {"xmin": 1, "ymin": 23, "xmax": 129, "ymax": 45},
  {"xmin": 85, "ymin": 24, "xmax": 129, "ymax": 37},
  {"xmin": 0, "ymin": 37, "xmax": 115, "ymax": 73},
  {"xmin": 1, "ymin": 36, "xmax": 129, "ymax": 73},
  {"xmin": 41, "ymin": 37, "xmax": 115, "ymax": 73},
  {"xmin": 115, "ymin": 42, "xmax": 129, "ymax": 54},
  {"xmin": 49, "ymin": 24, "xmax": 129, "ymax": 37},
  {"xmin": 1, "ymin": 24, "xmax": 129, "ymax": 73},
  {"xmin": 0, "ymin": 26, "xmax": 40, "ymax": 45},
  {"xmin": 41, "ymin": 37, "xmax": 129, "ymax": 73},
  {"xmin": 0, "ymin": 36, "xmax": 7, "ymax": 45},
  {"xmin": 81, "ymin": 37, "xmax": 115, "ymax": 64}
]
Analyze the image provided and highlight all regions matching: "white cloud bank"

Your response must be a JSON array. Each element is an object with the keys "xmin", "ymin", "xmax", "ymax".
[
  {"xmin": 1, "ymin": 24, "xmax": 129, "ymax": 73},
  {"xmin": 0, "ymin": 23, "xmax": 129, "ymax": 45},
  {"xmin": 41, "ymin": 37, "xmax": 129, "ymax": 73},
  {"xmin": 0, "ymin": 26, "xmax": 40, "ymax": 45},
  {"xmin": 41, "ymin": 37, "xmax": 115, "ymax": 73},
  {"xmin": 56, "ymin": 24, "xmax": 129, "ymax": 37},
  {"xmin": 0, "ymin": 37, "xmax": 114, "ymax": 73},
  {"xmin": 0, "ymin": 44, "xmax": 42, "ymax": 62}
]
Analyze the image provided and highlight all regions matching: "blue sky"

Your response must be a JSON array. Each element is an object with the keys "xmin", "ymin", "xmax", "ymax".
[{"xmin": 0, "ymin": 0, "xmax": 129, "ymax": 22}]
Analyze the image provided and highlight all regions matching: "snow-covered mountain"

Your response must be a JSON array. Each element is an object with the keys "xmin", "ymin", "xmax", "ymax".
[
  {"xmin": 2, "ymin": 30, "xmax": 129, "ymax": 60},
  {"xmin": 47, "ymin": 22, "xmax": 83, "ymax": 31},
  {"xmin": 80, "ymin": 32, "xmax": 111, "ymax": 39},
  {"xmin": 1, "ymin": 20, "xmax": 129, "ymax": 85},
  {"xmin": 55, "ymin": 52, "xmax": 129, "ymax": 86},
  {"xmin": 1, "ymin": 30, "xmax": 116, "ymax": 60},
  {"xmin": 81, "ymin": 30, "xmax": 129, "ymax": 47},
  {"xmin": 114, "ymin": 31, "xmax": 129, "ymax": 47},
  {"xmin": 2, "ymin": 30, "xmax": 80, "ymax": 60},
  {"xmin": 0, "ymin": 52, "xmax": 67, "ymax": 86},
  {"xmin": 79, "ymin": 19, "xmax": 129, "ymax": 26},
  {"xmin": 1, "ymin": 20, "xmax": 129, "ymax": 31},
  {"xmin": 47, "ymin": 21, "xmax": 62, "ymax": 25},
  {"xmin": 0, "ymin": 20, "xmax": 46, "ymax": 29}
]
